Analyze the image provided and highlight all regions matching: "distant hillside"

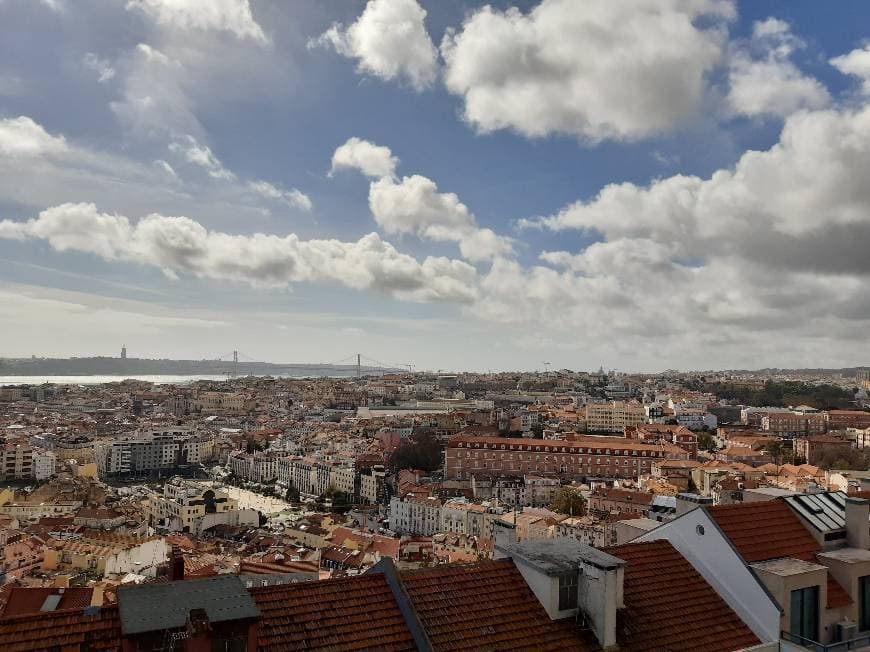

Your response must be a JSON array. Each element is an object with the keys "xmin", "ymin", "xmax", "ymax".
[{"xmin": 0, "ymin": 357, "xmax": 395, "ymax": 377}]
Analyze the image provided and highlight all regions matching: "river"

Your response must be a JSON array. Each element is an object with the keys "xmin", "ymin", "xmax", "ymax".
[{"xmin": 0, "ymin": 375, "xmax": 231, "ymax": 386}]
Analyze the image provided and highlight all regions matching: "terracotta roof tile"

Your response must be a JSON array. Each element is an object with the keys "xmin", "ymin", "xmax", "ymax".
[
  {"xmin": 606, "ymin": 540, "xmax": 759, "ymax": 652},
  {"xmin": 0, "ymin": 604, "xmax": 121, "ymax": 651},
  {"xmin": 400, "ymin": 560, "xmax": 585, "ymax": 651},
  {"xmin": 706, "ymin": 500, "xmax": 819, "ymax": 562},
  {"xmin": 1, "ymin": 587, "xmax": 94, "ymax": 618},
  {"xmin": 707, "ymin": 500, "xmax": 852, "ymax": 609},
  {"xmin": 251, "ymin": 572, "xmax": 415, "ymax": 651}
]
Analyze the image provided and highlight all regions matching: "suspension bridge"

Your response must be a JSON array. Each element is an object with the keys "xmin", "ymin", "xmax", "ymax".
[{"xmin": 212, "ymin": 350, "xmax": 414, "ymax": 378}]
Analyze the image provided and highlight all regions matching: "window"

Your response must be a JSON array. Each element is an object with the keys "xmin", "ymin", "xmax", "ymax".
[
  {"xmin": 790, "ymin": 586, "xmax": 819, "ymax": 642},
  {"xmin": 860, "ymin": 576, "xmax": 870, "ymax": 630},
  {"xmin": 559, "ymin": 574, "xmax": 578, "ymax": 610}
]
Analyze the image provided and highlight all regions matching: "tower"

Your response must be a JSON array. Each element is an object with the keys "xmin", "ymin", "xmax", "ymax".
[
  {"xmin": 121, "ymin": 345, "xmax": 127, "ymax": 359},
  {"xmin": 233, "ymin": 350, "xmax": 238, "ymax": 378}
]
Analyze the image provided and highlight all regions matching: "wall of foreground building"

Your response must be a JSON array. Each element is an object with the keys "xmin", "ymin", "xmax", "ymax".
[{"xmin": 636, "ymin": 507, "xmax": 781, "ymax": 644}]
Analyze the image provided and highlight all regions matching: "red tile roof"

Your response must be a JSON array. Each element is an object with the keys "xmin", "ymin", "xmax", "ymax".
[
  {"xmin": 1, "ymin": 587, "xmax": 94, "ymax": 618},
  {"xmin": 400, "ymin": 560, "xmax": 585, "ymax": 651},
  {"xmin": 0, "ymin": 604, "xmax": 121, "ymax": 651},
  {"xmin": 706, "ymin": 500, "xmax": 819, "ymax": 562},
  {"xmin": 706, "ymin": 500, "xmax": 852, "ymax": 608},
  {"xmin": 251, "ymin": 573, "xmax": 415, "ymax": 651},
  {"xmin": 606, "ymin": 540, "xmax": 759, "ymax": 652}
]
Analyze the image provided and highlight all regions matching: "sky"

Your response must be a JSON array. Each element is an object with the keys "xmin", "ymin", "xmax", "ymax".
[{"xmin": 1, "ymin": 0, "xmax": 870, "ymax": 373}]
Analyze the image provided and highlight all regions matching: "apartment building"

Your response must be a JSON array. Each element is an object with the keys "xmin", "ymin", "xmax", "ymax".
[
  {"xmin": 762, "ymin": 412, "xmax": 827, "ymax": 439},
  {"xmin": 0, "ymin": 444, "xmax": 32, "ymax": 481},
  {"xmin": 585, "ymin": 401, "xmax": 647, "ymax": 433},
  {"xmin": 145, "ymin": 478, "xmax": 239, "ymax": 533},
  {"xmin": 94, "ymin": 430, "xmax": 215, "ymax": 479},
  {"xmin": 192, "ymin": 391, "xmax": 255, "ymax": 415},
  {"xmin": 390, "ymin": 494, "xmax": 505, "ymax": 538},
  {"xmin": 32, "ymin": 449, "xmax": 56, "ymax": 481},
  {"xmin": 227, "ymin": 451, "xmax": 278, "ymax": 484},
  {"xmin": 445, "ymin": 435, "xmax": 688, "ymax": 481},
  {"xmin": 794, "ymin": 435, "xmax": 854, "ymax": 465},
  {"xmin": 828, "ymin": 410, "xmax": 870, "ymax": 430}
]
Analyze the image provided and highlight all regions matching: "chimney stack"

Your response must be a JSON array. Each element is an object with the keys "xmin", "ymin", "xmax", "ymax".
[
  {"xmin": 845, "ymin": 496, "xmax": 870, "ymax": 549},
  {"xmin": 185, "ymin": 608, "xmax": 212, "ymax": 652},
  {"xmin": 169, "ymin": 544, "xmax": 184, "ymax": 581},
  {"xmin": 578, "ymin": 556, "xmax": 625, "ymax": 651}
]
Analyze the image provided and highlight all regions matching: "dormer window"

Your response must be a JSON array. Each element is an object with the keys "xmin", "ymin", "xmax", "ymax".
[{"xmin": 558, "ymin": 574, "xmax": 578, "ymax": 610}]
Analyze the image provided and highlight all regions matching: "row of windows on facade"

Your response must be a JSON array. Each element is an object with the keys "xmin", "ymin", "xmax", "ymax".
[
  {"xmin": 454, "ymin": 445, "xmax": 667, "ymax": 457},
  {"xmin": 456, "ymin": 452, "xmax": 658, "ymax": 462}
]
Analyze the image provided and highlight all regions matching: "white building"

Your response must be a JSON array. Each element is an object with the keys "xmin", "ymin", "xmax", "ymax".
[{"xmin": 33, "ymin": 449, "xmax": 57, "ymax": 481}]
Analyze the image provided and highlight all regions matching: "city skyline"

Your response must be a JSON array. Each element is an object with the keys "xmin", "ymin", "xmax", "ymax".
[{"xmin": 2, "ymin": 0, "xmax": 870, "ymax": 372}]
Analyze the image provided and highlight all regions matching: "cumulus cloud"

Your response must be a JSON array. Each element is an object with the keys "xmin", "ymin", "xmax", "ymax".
[
  {"xmin": 126, "ymin": 0, "xmax": 268, "ymax": 44},
  {"xmin": 247, "ymin": 181, "xmax": 312, "ymax": 212},
  {"xmin": 831, "ymin": 45, "xmax": 870, "ymax": 95},
  {"xmin": 440, "ymin": 0, "xmax": 734, "ymax": 142},
  {"xmin": 331, "ymin": 138, "xmax": 512, "ymax": 262},
  {"xmin": 504, "ymin": 103, "xmax": 870, "ymax": 364},
  {"xmin": 330, "ymin": 137, "xmax": 398, "ymax": 179},
  {"xmin": 311, "ymin": 0, "xmax": 438, "ymax": 91},
  {"xmin": 0, "ymin": 116, "xmax": 68, "ymax": 157},
  {"xmin": 0, "ymin": 203, "xmax": 478, "ymax": 304},
  {"xmin": 727, "ymin": 18, "xmax": 830, "ymax": 118},
  {"xmin": 82, "ymin": 53, "xmax": 116, "ymax": 83}
]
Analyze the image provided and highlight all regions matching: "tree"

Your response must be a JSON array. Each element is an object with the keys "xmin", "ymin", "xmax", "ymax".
[
  {"xmin": 549, "ymin": 488, "xmax": 586, "ymax": 517},
  {"xmin": 388, "ymin": 430, "xmax": 444, "ymax": 473},
  {"xmin": 314, "ymin": 485, "xmax": 353, "ymax": 514},
  {"xmin": 697, "ymin": 432, "xmax": 716, "ymax": 452},
  {"xmin": 285, "ymin": 485, "xmax": 300, "ymax": 503}
]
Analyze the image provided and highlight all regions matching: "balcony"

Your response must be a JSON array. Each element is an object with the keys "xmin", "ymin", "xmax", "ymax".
[{"xmin": 782, "ymin": 631, "xmax": 870, "ymax": 652}]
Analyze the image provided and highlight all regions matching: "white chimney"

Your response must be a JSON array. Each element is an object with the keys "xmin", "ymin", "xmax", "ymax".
[
  {"xmin": 577, "ymin": 555, "xmax": 625, "ymax": 651},
  {"xmin": 845, "ymin": 496, "xmax": 870, "ymax": 549}
]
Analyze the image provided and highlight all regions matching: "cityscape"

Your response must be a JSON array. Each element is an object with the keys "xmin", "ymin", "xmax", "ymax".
[{"xmin": 2, "ymin": 0, "xmax": 870, "ymax": 651}]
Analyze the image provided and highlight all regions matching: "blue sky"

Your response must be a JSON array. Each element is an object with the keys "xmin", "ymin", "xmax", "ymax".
[{"xmin": 1, "ymin": 0, "xmax": 870, "ymax": 372}]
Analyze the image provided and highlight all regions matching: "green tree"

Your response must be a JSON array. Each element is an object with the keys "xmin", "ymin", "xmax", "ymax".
[
  {"xmin": 388, "ymin": 430, "xmax": 444, "ymax": 473},
  {"xmin": 549, "ymin": 488, "xmax": 586, "ymax": 517},
  {"xmin": 697, "ymin": 432, "xmax": 716, "ymax": 452},
  {"xmin": 285, "ymin": 485, "xmax": 300, "ymax": 503}
]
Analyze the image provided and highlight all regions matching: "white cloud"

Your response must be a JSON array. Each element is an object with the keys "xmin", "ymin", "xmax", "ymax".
[
  {"xmin": 831, "ymin": 45, "xmax": 870, "ymax": 95},
  {"xmin": 332, "ymin": 138, "xmax": 513, "ymax": 262},
  {"xmin": 82, "ymin": 53, "xmax": 116, "ymax": 83},
  {"xmin": 247, "ymin": 180, "xmax": 312, "ymax": 212},
  {"xmin": 727, "ymin": 18, "xmax": 830, "ymax": 118},
  {"xmin": 504, "ymin": 103, "xmax": 870, "ymax": 365},
  {"xmin": 135, "ymin": 43, "xmax": 177, "ymax": 67},
  {"xmin": 0, "ymin": 203, "xmax": 479, "ymax": 304},
  {"xmin": 169, "ymin": 134, "xmax": 236, "ymax": 180},
  {"xmin": 154, "ymin": 159, "xmax": 178, "ymax": 178},
  {"xmin": 440, "ymin": 0, "xmax": 734, "ymax": 142},
  {"xmin": 312, "ymin": 0, "xmax": 438, "ymax": 91},
  {"xmin": 0, "ymin": 116, "xmax": 68, "ymax": 157},
  {"xmin": 330, "ymin": 137, "xmax": 398, "ymax": 179},
  {"xmin": 126, "ymin": 0, "xmax": 268, "ymax": 45}
]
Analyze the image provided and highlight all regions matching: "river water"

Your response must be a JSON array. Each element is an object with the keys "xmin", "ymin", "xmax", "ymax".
[{"xmin": 0, "ymin": 375, "xmax": 231, "ymax": 386}]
